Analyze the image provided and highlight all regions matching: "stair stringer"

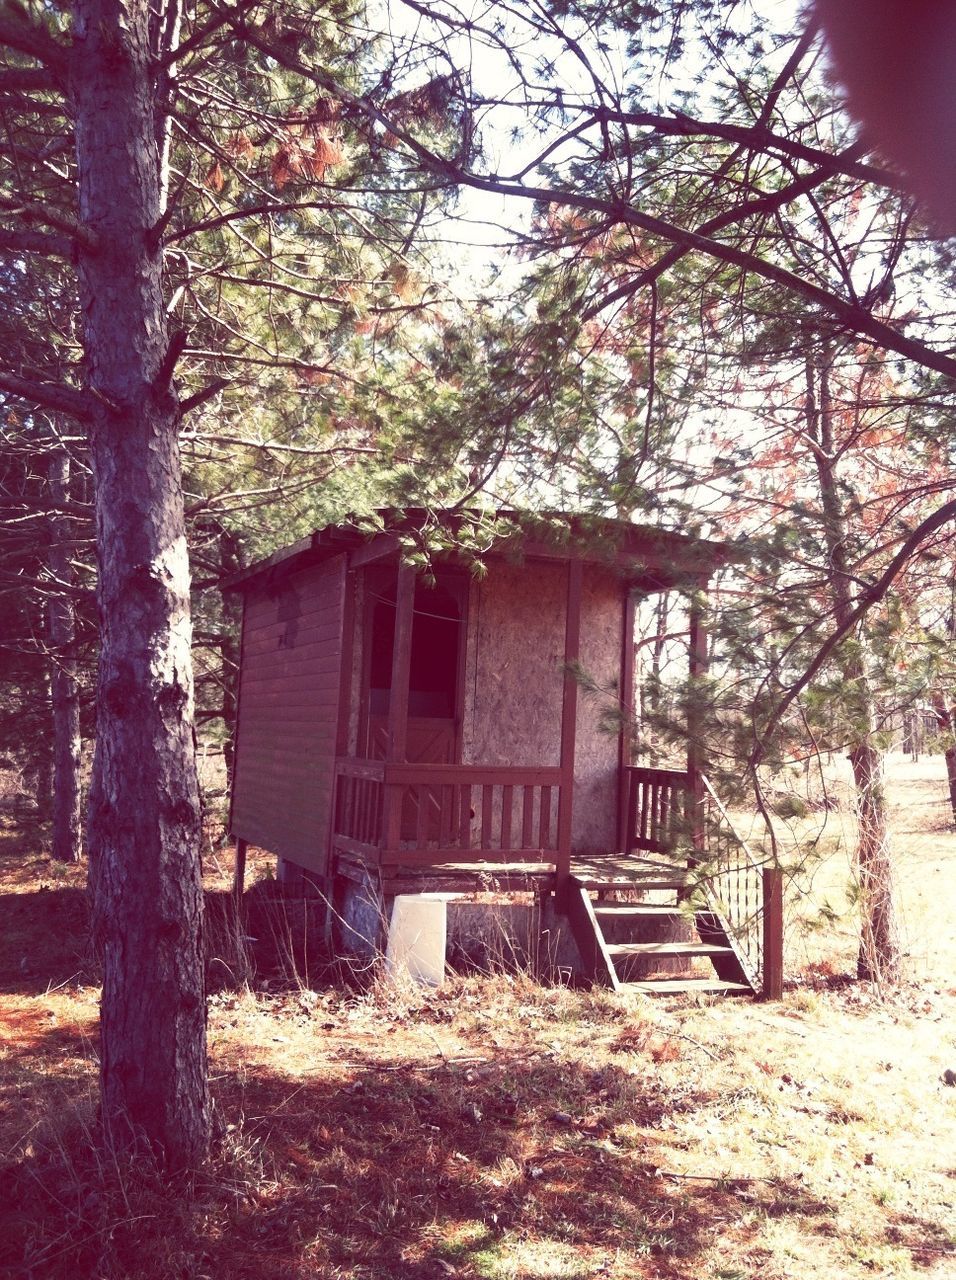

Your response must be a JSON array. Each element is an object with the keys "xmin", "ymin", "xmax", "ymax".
[
  {"xmin": 693, "ymin": 897, "xmax": 758, "ymax": 992},
  {"xmin": 565, "ymin": 878, "xmax": 620, "ymax": 990}
]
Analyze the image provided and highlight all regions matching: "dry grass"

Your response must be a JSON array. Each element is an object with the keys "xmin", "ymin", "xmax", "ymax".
[
  {"xmin": 764, "ymin": 752, "xmax": 956, "ymax": 985},
  {"xmin": 0, "ymin": 756, "xmax": 954, "ymax": 1279}
]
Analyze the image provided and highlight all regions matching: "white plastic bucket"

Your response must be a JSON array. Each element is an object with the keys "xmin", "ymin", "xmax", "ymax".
[{"xmin": 385, "ymin": 894, "xmax": 451, "ymax": 987}]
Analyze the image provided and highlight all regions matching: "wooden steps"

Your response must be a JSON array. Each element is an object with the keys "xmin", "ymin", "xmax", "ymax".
[
  {"xmin": 594, "ymin": 903, "xmax": 684, "ymax": 919},
  {"xmin": 572, "ymin": 860, "xmax": 693, "ymax": 890},
  {"xmin": 564, "ymin": 869, "xmax": 757, "ymax": 998},
  {"xmin": 606, "ymin": 941, "xmax": 735, "ymax": 959},
  {"xmin": 620, "ymin": 978, "xmax": 752, "ymax": 996}
]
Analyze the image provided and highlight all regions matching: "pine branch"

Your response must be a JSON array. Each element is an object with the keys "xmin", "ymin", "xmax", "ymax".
[
  {"xmin": 751, "ymin": 497, "xmax": 956, "ymax": 768},
  {"xmin": 226, "ymin": 15, "xmax": 956, "ymax": 383},
  {"xmin": 581, "ymin": 149, "xmax": 869, "ymax": 321},
  {"xmin": 441, "ymin": 169, "xmax": 956, "ymax": 382}
]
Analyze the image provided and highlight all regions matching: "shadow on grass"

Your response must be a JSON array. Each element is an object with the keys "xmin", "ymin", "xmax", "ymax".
[
  {"xmin": 0, "ymin": 1020, "xmax": 853, "ymax": 1280},
  {"xmin": 0, "ymin": 884, "xmax": 91, "ymax": 996},
  {"xmin": 0, "ymin": 878, "xmax": 333, "ymax": 999}
]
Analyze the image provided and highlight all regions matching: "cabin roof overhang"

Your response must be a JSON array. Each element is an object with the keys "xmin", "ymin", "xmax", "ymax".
[{"xmin": 221, "ymin": 508, "xmax": 738, "ymax": 596}]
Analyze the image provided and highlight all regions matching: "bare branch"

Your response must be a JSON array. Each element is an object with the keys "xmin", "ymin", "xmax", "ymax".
[
  {"xmin": 0, "ymin": 193, "xmax": 98, "ymax": 251},
  {"xmin": 155, "ymin": 0, "xmax": 262, "ymax": 70},
  {"xmin": 179, "ymin": 377, "xmax": 228, "ymax": 415},
  {"xmin": 0, "ymin": 14, "xmax": 69, "ymax": 74},
  {"xmin": 0, "ymin": 66, "xmax": 56, "ymax": 93},
  {"xmin": 751, "ymin": 497, "xmax": 956, "ymax": 769},
  {"xmin": 0, "ymin": 370, "xmax": 93, "ymax": 421},
  {"xmin": 164, "ymin": 198, "xmax": 342, "ymax": 245},
  {"xmin": 0, "ymin": 224, "xmax": 75, "ymax": 258}
]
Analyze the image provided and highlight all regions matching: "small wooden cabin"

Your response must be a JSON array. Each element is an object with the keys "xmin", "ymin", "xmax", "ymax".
[{"xmin": 225, "ymin": 510, "xmax": 782, "ymax": 997}]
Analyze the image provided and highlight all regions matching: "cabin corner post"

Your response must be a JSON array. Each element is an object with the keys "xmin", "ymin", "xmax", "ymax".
[
  {"xmin": 687, "ymin": 577, "xmax": 709, "ymax": 862},
  {"xmin": 383, "ymin": 561, "xmax": 415, "ymax": 850},
  {"xmin": 556, "ymin": 557, "xmax": 583, "ymax": 906},
  {"xmin": 233, "ymin": 838, "xmax": 247, "ymax": 905},
  {"xmin": 616, "ymin": 589, "xmax": 637, "ymax": 852}
]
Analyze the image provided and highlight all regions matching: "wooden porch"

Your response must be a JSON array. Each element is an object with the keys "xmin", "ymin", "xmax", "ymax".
[{"xmin": 331, "ymin": 758, "xmax": 784, "ymax": 999}]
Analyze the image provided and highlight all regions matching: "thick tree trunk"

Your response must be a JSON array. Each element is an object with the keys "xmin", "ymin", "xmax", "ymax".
[
  {"xmin": 33, "ymin": 708, "xmax": 52, "ymax": 820},
  {"xmin": 930, "ymin": 693, "xmax": 956, "ymax": 827},
  {"xmin": 47, "ymin": 448, "xmax": 82, "ymax": 863},
  {"xmin": 849, "ymin": 734, "xmax": 901, "ymax": 983},
  {"xmin": 72, "ymin": 0, "xmax": 208, "ymax": 1167},
  {"xmin": 806, "ymin": 343, "xmax": 902, "ymax": 985}
]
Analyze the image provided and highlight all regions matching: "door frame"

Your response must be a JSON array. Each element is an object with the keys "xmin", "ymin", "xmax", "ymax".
[{"xmin": 358, "ymin": 562, "xmax": 470, "ymax": 762}]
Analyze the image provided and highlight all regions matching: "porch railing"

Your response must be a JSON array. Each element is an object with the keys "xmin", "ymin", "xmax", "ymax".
[
  {"xmin": 332, "ymin": 758, "xmax": 562, "ymax": 868},
  {"xmin": 623, "ymin": 765, "xmax": 692, "ymax": 855},
  {"xmin": 332, "ymin": 758, "xmax": 385, "ymax": 859},
  {"xmin": 624, "ymin": 766, "xmax": 783, "ymax": 997}
]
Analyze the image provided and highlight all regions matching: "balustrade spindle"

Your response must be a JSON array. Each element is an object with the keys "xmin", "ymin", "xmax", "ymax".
[{"xmin": 500, "ymin": 785, "xmax": 514, "ymax": 850}]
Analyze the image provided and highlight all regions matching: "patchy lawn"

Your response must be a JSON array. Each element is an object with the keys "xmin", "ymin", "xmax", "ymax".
[{"xmin": 0, "ymin": 755, "xmax": 954, "ymax": 1279}]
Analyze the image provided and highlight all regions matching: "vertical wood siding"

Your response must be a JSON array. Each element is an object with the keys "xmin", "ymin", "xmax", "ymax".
[{"xmin": 231, "ymin": 556, "xmax": 346, "ymax": 874}]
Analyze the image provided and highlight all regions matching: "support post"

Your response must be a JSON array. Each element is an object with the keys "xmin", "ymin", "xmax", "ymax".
[
  {"xmin": 384, "ymin": 562, "xmax": 415, "ymax": 851},
  {"xmin": 335, "ymin": 569, "xmax": 355, "ymax": 756},
  {"xmin": 616, "ymin": 589, "xmax": 636, "ymax": 853},
  {"xmin": 686, "ymin": 579, "xmax": 709, "ymax": 863},
  {"xmin": 233, "ymin": 837, "xmax": 247, "ymax": 905},
  {"xmin": 762, "ymin": 867, "xmax": 785, "ymax": 1000},
  {"xmin": 556, "ymin": 558, "xmax": 582, "ymax": 905}
]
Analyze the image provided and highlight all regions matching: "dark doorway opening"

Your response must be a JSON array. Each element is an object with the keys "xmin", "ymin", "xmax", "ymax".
[{"xmin": 365, "ymin": 575, "xmax": 465, "ymax": 762}]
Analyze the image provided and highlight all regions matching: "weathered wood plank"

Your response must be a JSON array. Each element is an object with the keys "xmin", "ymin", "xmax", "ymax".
[
  {"xmin": 331, "ymin": 833, "xmax": 383, "ymax": 859},
  {"xmin": 539, "ymin": 785, "xmax": 552, "ymax": 850},
  {"xmin": 500, "ymin": 785, "xmax": 513, "ymax": 851},
  {"xmin": 335, "ymin": 758, "xmax": 387, "ymax": 781},
  {"xmin": 565, "ymin": 882, "xmax": 619, "ymax": 990},
  {"xmin": 378, "ymin": 849, "xmax": 550, "ymax": 870},
  {"xmin": 556, "ymin": 557, "xmax": 582, "ymax": 898},
  {"xmin": 480, "ymin": 784, "xmax": 493, "ymax": 849},
  {"xmin": 521, "ymin": 786, "xmax": 535, "ymax": 848},
  {"xmin": 458, "ymin": 784, "xmax": 472, "ymax": 849},
  {"xmin": 383, "ymin": 764, "xmax": 561, "ymax": 786}
]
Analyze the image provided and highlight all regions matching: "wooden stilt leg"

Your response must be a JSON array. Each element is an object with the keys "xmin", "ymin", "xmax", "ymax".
[{"xmin": 233, "ymin": 838, "xmax": 248, "ymax": 905}]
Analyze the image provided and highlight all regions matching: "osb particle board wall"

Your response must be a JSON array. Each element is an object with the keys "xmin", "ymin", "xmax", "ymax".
[
  {"xmin": 461, "ymin": 559, "xmax": 623, "ymax": 854},
  {"xmin": 575, "ymin": 565, "xmax": 625, "ymax": 854}
]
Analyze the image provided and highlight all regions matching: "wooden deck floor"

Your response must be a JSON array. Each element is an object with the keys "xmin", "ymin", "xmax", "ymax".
[{"xmin": 367, "ymin": 853, "xmax": 687, "ymax": 895}]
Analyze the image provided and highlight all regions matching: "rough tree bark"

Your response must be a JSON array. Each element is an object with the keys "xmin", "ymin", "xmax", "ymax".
[
  {"xmin": 47, "ymin": 447, "xmax": 82, "ymax": 863},
  {"xmin": 806, "ymin": 342, "xmax": 901, "ymax": 985},
  {"xmin": 73, "ymin": 0, "xmax": 209, "ymax": 1166},
  {"xmin": 930, "ymin": 693, "xmax": 956, "ymax": 828}
]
